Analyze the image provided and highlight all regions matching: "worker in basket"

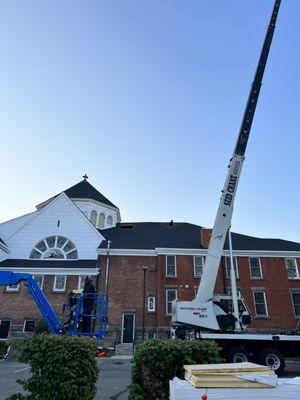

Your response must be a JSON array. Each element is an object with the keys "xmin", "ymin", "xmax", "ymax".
[{"xmin": 82, "ymin": 276, "xmax": 96, "ymax": 334}]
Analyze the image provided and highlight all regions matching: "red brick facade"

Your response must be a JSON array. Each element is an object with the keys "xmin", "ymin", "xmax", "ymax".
[{"xmin": 98, "ymin": 252, "xmax": 300, "ymax": 340}]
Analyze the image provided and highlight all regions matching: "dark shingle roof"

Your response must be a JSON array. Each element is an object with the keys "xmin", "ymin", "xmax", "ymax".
[
  {"xmin": 0, "ymin": 259, "xmax": 97, "ymax": 269},
  {"xmin": 37, "ymin": 180, "xmax": 118, "ymax": 209},
  {"xmin": 99, "ymin": 222, "xmax": 203, "ymax": 249},
  {"xmin": 99, "ymin": 222, "xmax": 300, "ymax": 252}
]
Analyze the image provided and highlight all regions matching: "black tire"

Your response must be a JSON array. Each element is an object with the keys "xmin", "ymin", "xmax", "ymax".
[
  {"xmin": 259, "ymin": 348, "xmax": 285, "ymax": 374},
  {"xmin": 227, "ymin": 347, "xmax": 250, "ymax": 363}
]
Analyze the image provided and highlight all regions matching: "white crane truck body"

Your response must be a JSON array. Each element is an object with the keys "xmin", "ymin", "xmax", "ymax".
[{"xmin": 172, "ymin": 0, "xmax": 300, "ymax": 373}]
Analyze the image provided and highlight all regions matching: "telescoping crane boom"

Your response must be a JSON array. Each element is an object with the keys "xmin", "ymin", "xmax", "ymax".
[{"xmin": 172, "ymin": 0, "xmax": 281, "ymax": 333}]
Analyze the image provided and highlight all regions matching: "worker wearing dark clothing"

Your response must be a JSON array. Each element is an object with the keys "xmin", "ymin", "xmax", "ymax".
[{"xmin": 82, "ymin": 277, "xmax": 96, "ymax": 334}]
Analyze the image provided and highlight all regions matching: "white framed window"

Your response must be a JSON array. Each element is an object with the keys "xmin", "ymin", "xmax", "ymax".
[
  {"xmin": 98, "ymin": 213, "xmax": 105, "ymax": 229},
  {"xmin": 107, "ymin": 215, "xmax": 113, "ymax": 225},
  {"xmin": 194, "ymin": 256, "xmax": 204, "ymax": 277},
  {"xmin": 166, "ymin": 288, "xmax": 177, "ymax": 315},
  {"xmin": 6, "ymin": 284, "xmax": 19, "ymax": 292},
  {"xmin": 148, "ymin": 296, "xmax": 156, "ymax": 312},
  {"xmin": 225, "ymin": 257, "xmax": 239, "ymax": 279},
  {"xmin": 291, "ymin": 292, "xmax": 300, "ymax": 317},
  {"xmin": 30, "ymin": 236, "xmax": 78, "ymax": 260},
  {"xmin": 23, "ymin": 320, "xmax": 36, "ymax": 333},
  {"xmin": 249, "ymin": 257, "xmax": 263, "ymax": 279},
  {"xmin": 90, "ymin": 210, "xmax": 97, "ymax": 226},
  {"xmin": 53, "ymin": 275, "xmax": 67, "ymax": 292},
  {"xmin": 78, "ymin": 276, "xmax": 86, "ymax": 290},
  {"xmin": 32, "ymin": 275, "xmax": 44, "ymax": 289},
  {"xmin": 253, "ymin": 290, "xmax": 268, "ymax": 317},
  {"xmin": 166, "ymin": 255, "xmax": 176, "ymax": 277},
  {"xmin": 285, "ymin": 258, "xmax": 300, "ymax": 280}
]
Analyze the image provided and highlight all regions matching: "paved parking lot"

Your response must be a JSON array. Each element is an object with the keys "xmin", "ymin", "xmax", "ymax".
[
  {"xmin": 0, "ymin": 358, "xmax": 299, "ymax": 399},
  {"xmin": 0, "ymin": 357, "xmax": 132, "ymax": 400}
]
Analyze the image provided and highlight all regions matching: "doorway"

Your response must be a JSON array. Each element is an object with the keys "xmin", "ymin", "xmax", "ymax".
[
  {"xmin": 0, "ymin": 320, "xmax": 11, "ymax": 339},
  {"xmin": 122, "ymin": 313, "xmax": 135, "ymax": 343}
]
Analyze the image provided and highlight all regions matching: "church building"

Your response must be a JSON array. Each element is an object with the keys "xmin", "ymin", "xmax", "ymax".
[{"xmin": 0, "ymin": 178, "xmax": 300, "ymax": 342}]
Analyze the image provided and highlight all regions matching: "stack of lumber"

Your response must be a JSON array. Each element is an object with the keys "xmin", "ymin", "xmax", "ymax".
[{"xmin": 184, "ymin": 362, "xmax": 277, "ymax": 388}]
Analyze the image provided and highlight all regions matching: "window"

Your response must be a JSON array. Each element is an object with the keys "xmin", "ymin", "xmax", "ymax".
[
  {"xmin": 253, "ymin": 290, "xmax": 268, "ymax": 317},
  {"xmin": 249, "ymin": 258, "xmax": 262, "ymax": 279},
  {"xmin": 225, "ymin": 257, "xmax": 239, "ymax": 279},
  {"xmin": 32, "ymin": 275, "xmax": 44, "ymax": 289},
  {"xmin": 0, "ymin": 320, "xmax": 11, "ymax": 339},
  {"xmin": 285, "ymin": 258, "xmax": 299, "ymax": 279},
  {"xmin": 90, "ymin": 210, "xmax": 97, "ymax": 226},
  {"xmin": 291, "ymin": 292, "xmax": 300, "ymax": 317},
  {"xmin": 98, "ymin": 213, "xmax": 105, "ymax": 229},
  {"xmin": 30, "ymin": 236, "xmax": 78, "ymax": 260},
  {"xmin": 194, "ymin": 256, "xmax": 204, "ymax": 277},
  {"xmin": 107, "ymin": 215, "xmax": 113, "ymax": 225},
  {"xmin": 148, "ymin": 296, "xmax": 156, "ymax": 312},
  {"xmin": 23, "ymin": 320, "xmax": 36, "ymax": 333},
  {"xmin": 166, "ymin": 289, "xmax": 177, "ymax": 315},
  {"xmin": 147, "ymin": 332, "xmax": 157, "ymax": 340},
  {"xmin": 6, "ymin": 284, "xmax": 19, "ymax": 292},
  {"xmin": 53, "ymin": 275, "xmax": 67, "ymax": 292},
  {"xmin": 78, "ymin": 276, "xmax": 86, "ymax": 290},
  {"xmin": 166, "ymin": 255, "xmax": 176, "ymax": 277}
]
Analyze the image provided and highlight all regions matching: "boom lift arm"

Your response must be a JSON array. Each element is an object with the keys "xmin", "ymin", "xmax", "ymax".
[
  {"xmin": 0, "ymin": 271, "xmax": 61, "ymax": 334},
  {"xmin": 173, "ymin": 0, "xmax": 281, "ymax": 332}
]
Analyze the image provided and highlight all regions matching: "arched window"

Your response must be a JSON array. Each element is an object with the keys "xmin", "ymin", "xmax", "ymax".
[
  {"xmin": 107, "ymin": 215, "xmax": 113, "ymax": 225},
  {"xmin": 98, "ymin": 213, "xmax": 105, "ymax": 229},
  {"xmin": 30, "ymin": 236, "xmax": 78, "ymax": 260},
  {"xmin": 90, "ymin": 210, "xmax": 97, "ymax": 226}
]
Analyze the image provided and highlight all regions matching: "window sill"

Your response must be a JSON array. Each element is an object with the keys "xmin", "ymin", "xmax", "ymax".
[
  {"xmin": 251, "ymin": 277, "xmax": 264, "ymax": 280},
  {"xmin": 288, "ymin": 278, "xmax": 300, "ymax": 281},
  {"xmin": 52, "ymin": 290, "xmax": 66, "ymax": 293},
  {"xmin": 166, "ymin": 276, "xmax": 177, "ymax": 279},
  {"xmin": 4, "ymin": 290, "xmax": 19, "ymax": 293},
  {"xmin": 254, "ymin": 316, "xmax": 270, "ymax": 320}
]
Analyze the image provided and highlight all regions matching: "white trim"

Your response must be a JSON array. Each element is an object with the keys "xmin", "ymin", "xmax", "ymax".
[
  {"xmin": 98, "ymin": 247, "xmax": 300, "ymax": 258},
  {"xmin": 249, "ymin": 257, "xmax": 263, "ymax": 279},
  {"xmin": 285, "ymin": 258, "xmax": 300, "ymax": 280},
  {"xmin": 53, "ymin": 275, "xmax": 67, "ymax": 292},
  {"xmin": 252, "ymin": 290, "xmax": 268, "ymax": 317},
  {"xmin": 147, "ymin": 296, "xmax": 156, "ymax": 312},
  {"xmin": 290, "ymin": 290, "xmax": 300, "ymax": 318},
  {"xmin": 166, "ymin": 288, "xmax": 177, "ymax": 315},
  {"xmin": 23, "ymin": 320, "xmax": 36, "ymax": 333},
  {"xmin": 70, "ymin": 197, "xmax": 119, "ymax": 212},
  {"xmin": 121, "ymin": 313, "xmax": 135, "ymax": 344},
  {"xmin": 32, "ymin": 274, "xmax": 44, "ymax": 289},
  {"xmin": 1, "ymin": 267, "xmax": 98, "ymax": 276},
  {"xmin": 225, "ymin": 256, "xmax": 239, "ymax": 279},
  {"xmin": 78, "ymin": 275, "xmax": 87, "ymax": 290},
  {"xmin": 0, "ymin": 242, "xmax": 10, "ymax": 254},
  {"xmin": 193, "ymin": 256, "xmax": 204, "ymax": 277},
  {"xmin": 166, "ymin": 255, "xmax": 177, "ymax": 277},
  {"xmin": 6, "ymin": 283, "xmax": 19, "ymax": 292}
]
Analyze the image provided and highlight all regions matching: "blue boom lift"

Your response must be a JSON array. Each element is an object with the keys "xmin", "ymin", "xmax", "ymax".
[{"xmin": 0, "ymin": 271, "xmax": 109, "ymax": 338}]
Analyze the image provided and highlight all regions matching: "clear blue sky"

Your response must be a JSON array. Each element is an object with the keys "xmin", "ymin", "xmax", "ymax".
[{"xmin": 0, "ymin": 0, "xmax": 299, "ymax": 242}]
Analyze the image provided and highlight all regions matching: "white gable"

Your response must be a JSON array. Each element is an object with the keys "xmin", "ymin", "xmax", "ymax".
[{"xmin": 4, "ymin": 193, "xmax": 104, "ymax": 260}]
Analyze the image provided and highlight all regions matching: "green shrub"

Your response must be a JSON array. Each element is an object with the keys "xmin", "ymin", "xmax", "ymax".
[
  {"xmin": 129, "ymin": 339, "xmax": 221, "ymax": 400},
  {"xmin": 34, "ymin": 319, "xmax": 50, "ymax": 334},
  {"xmin": 7, "ymin": 334, "xmax": 99, "ymax": 400},
  {"xmin": 0, "ymin": 341, "xmax": 9, "ymax": 358}
]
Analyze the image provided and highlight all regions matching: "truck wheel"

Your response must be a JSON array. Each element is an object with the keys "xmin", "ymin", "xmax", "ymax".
[
  {"xmin": 228, "ymin": 347, "xmax": 249, "ymax": 363},
  {"xmin": 259, "ymin": 348, "xmax": 285, "ymax": 374}
]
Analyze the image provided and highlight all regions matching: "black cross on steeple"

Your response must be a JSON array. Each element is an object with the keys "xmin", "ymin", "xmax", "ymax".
[{"xmin": 83, "ymin": 174, "xmax": 88, "ymax": 180}]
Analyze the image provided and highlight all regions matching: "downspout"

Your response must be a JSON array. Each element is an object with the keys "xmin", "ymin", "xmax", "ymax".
[{"xmin": 104, "ymin": 240, "xmax": 111, "ymax": 293}]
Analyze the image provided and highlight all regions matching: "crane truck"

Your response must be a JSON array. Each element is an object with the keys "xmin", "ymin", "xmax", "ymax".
[
  {"xmin": 172, "ymin": 0, "xmax": 300, "ymax": 374},
  {"xmin": 0, "ymin": 271, "xmax": 108, "ymax": 339}
]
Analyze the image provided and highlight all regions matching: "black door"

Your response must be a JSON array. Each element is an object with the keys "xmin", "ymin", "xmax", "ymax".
[
  {"xmin": 123, "ymin": 314, "xmax": 134, "ymax": 343},
  {"xmin": 0, "ymin": 321, "xmax": 10, "ymax": 339}
]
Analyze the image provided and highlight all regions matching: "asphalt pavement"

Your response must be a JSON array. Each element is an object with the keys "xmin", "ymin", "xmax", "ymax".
[{"xmin": 0, "ymin": 357, "xmax": 300, "ymax": 400}]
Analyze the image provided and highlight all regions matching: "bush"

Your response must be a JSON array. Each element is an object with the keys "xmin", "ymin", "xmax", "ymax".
[
  {"xmin": 0, "ymin": 341, "xmax": 9, "ymax": 359},
  {"xmin": 129, "ymin": 339, "xmax": 221, "ymax": 400},
  {"xmin": 34, "ymin": 319, "xmax": 50, "ymax": 334},
  {"xmin": 7, "ymin": 334, "xmax": 99, "ymax": 400}
]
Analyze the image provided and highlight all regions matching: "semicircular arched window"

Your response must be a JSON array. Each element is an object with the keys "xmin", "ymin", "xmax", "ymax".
[
  {"xmin": 98, "ymin": 213, "xmax": 105, "ymax": 229},
  {"xmin": 30, "ymin": 236, "xmax": 78, "ymax": 260},
  {"xmin": 107, "ymin": 215, "xmax": 113, "ymax": 225}
]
